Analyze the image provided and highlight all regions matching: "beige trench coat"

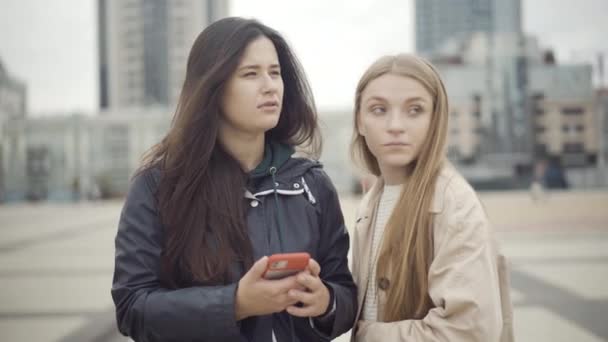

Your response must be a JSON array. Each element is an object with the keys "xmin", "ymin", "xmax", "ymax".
[{"xmin": 351, "ymin": 164, "xmax": 514, "ymax": 342}]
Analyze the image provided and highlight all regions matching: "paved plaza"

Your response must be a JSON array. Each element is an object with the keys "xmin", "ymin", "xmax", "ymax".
[{"xmin": 1, "ymin": 190, "xmax": 607, "ymax": 341}]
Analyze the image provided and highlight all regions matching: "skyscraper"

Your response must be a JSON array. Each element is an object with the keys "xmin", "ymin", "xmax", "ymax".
[
  {"xmin": 415, "ymin": 0, "xmax": 521, "ymax": 54},
  {"xmin": 98, "ymin": 0, "xmax": 229, "ymax": 109}
]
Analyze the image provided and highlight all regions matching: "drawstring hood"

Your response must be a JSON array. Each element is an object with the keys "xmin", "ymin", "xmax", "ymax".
[
  {"xmin": 269, "ymin": 166, "xmax": 287, "ymax": 250},
  {"xmin": 249, "ymin": 141, "xmax": 295, "ymax": 252}
]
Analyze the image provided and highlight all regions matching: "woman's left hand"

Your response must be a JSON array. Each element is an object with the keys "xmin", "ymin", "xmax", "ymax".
[{"xmin": 285, "ymin": 259, "xmax": 331, "ymax": 317}]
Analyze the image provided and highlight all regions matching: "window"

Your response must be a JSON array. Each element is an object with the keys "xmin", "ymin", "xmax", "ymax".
[
  {"xmin": 563, "ymin": 143, "xmax": 584, "ymax": 153},
  {"xmin": 532, "ymin": 92, "xmax": 545, "ymax": 115},
  {"xmin": 535, "ymin": 143, "xmax": 547, "ymax": 156},
  {"xmin": 562, "ymin": 107, "xmax": 584, "ymax": 115}
]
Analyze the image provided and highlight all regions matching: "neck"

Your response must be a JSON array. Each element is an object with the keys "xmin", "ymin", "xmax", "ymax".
[
  {"xmin": 379, "ymin": 164, "xmax": 410, "ymax": 185},
  {"xmin": 219, "ymin": 127, "xmax": 265, "ymax": 172}
]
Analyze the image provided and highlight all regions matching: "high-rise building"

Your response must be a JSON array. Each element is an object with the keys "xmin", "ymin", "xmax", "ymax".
[
  {"xmin": 415, "ymin": 0, "xmax": 521, "ymax": 54},
  {"xmin": 98, "ymin": 0, "xmax": 229, "ymax": 109},
  {"xmin": 417, "ymin": 0, "xmax": 534, "ymax": 177}
]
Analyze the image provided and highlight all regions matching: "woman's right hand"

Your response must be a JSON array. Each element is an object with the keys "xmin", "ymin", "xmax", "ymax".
[{"xmin": 235, "ymin": 256, "xmax": 303, "ymax": 321}]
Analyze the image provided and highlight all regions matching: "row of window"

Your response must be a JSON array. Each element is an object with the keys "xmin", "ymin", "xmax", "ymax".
[
  {"xmin": 535, "ymin": 143, "xmax": 586, "ymax": 154},
  {"xmin": 535, "ymin": 124, "xmax": 585, "ymax": 133}
]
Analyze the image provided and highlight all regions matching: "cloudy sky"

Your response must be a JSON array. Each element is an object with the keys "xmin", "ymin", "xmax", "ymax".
[{"xmin": 0, "ymin": 0, "xmax": 606, "ymax": 115}]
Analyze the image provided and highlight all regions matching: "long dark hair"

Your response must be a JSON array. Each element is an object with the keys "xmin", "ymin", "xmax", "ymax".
[{"xmin": 139, "ymin": 17, "xmax": 320, "ymax": 288}]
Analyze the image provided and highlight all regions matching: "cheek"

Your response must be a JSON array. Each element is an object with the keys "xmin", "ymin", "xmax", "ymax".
[
  {"xmin": 407, "ymin": 113, "xmax": 430, "ymax": 138},
  {"xmin": 363, "ymin": 130, "xmax": 383, "ymax": 155},
  {"xmin": 278, "ymin": 80, "xmax": 285, "ymax": 97},
  {"xmin": 226, "ymin": 84, "xmax": 257, "ymax": 113}
]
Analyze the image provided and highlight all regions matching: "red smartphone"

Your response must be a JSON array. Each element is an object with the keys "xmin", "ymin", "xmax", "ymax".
[{"xmin": 263, "ymin": 252, "xmax": 310, "ymax": 280}]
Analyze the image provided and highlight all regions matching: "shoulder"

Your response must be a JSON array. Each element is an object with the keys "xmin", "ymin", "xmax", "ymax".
[
  {"xmin": 126, "ymin": 166, "xmax": 162, "ymax": 202},
  {"xmin": 292, "ymin": 158, "xmax": 335, "ymax": 193},
  {"xmin": 434, "ymin": 163, "xmax": 489, "ymax": 233}
]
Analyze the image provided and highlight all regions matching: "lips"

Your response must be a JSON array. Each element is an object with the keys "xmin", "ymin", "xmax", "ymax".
[
  {"xmin": 258, "ymin": 100, "xmax": 279, "ymax": 109},
  {"xmin": 383, "ymin": 142, "xmax": 410, "ymax": 147}
]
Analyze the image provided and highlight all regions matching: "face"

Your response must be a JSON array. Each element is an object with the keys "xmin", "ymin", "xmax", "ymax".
[
  {"xmin": 358, "ymin": 73, "xmax": 433, "ymax": 177},
  {"xmin": 220, "ymin": 36, "xmax": 284, "ymax": 136}
]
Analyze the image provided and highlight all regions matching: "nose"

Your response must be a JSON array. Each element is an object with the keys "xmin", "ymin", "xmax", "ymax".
[
  {"xmin": 261, "ymin": 73, "xmax": 279, "ymax": 94},
  {"xmin": 386, "ymin": 110, "xmax": 406, "ymax": 134}
]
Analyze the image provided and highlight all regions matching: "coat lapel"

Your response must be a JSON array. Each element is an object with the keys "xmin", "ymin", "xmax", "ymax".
[{"xmin": 354, "ymin": 179, "xmax": 383, "ymax": 322}]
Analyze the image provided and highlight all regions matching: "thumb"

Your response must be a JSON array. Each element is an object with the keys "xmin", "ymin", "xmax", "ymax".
[
  {"xmin": 307, "ymin": 259, "xmax": 321, "ymax": 277},
  {"xmin": 246, "ymin": 256, "xmax": 268, "ymax": 280}
]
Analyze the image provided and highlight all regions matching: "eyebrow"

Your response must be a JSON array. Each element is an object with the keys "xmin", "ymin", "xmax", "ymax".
[
  {"xmin": 405, "ymin": 96, "xmax": 429, "ymax": 104},
  {"xmin": 364, "ymin": 95, "xmax": 429, "ymax": 105},
  {"xmin": 238, "ymin": 64, "xmax": 280, "ymax": 71},
  {"xmin": 364, "ymin": 96, "xmax": 387, "ymax": 104}
]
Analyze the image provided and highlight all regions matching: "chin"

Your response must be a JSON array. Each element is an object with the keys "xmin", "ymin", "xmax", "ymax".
[
  {"xmin": 380, "ymin": 155, "xmax": 414, "ymax": 169},
  {"xmin": 255, "ymin": 119, "xmax": 280, "ymax": 133}
]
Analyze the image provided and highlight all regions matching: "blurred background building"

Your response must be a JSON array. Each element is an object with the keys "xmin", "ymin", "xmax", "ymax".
[
  {"xmin": 98, "ymin": 0, "xmax": 228, "ymax": 109},
  {"xmin": 2, "ymin": 0, "xmax": 228, "ymax": 202},
  {"xmin": 1, "ymin": 0, "xmax": 607, "ymax": 202},
  {"xmin": 416, "ymin": 0, "xmax": 604, "ymax": 189},
  {"xmin": 0, "ymin": 57, "xmax": 27, "ymax": 202}
]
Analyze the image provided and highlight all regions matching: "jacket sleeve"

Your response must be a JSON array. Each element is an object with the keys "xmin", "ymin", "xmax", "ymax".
[
  {"xmin": 111, "ymin": 170, "xmax": 244, "ymax": 342},
  {"xmin": 293, "ymin": 168, "xmax": 358, "ymax": 340},
  {"xmin": 355, "ymin": 186, "xmax": 503, "ymax": 342}
]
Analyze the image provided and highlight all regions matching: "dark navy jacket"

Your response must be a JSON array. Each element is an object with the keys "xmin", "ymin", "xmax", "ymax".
[{"xmin": 111, "ymin": 144, "xmax": 357, "ymax": 341}]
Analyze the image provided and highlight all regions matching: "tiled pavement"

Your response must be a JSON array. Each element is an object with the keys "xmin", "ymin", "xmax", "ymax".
[{"xmin": 1, "ymin": 190, "xmax": 607, "ymax": 342}]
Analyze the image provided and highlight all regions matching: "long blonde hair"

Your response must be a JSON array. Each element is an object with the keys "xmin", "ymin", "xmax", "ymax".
[{"xmin": 351, "ymin": 54, "xmax": 449, "ymax": 321}]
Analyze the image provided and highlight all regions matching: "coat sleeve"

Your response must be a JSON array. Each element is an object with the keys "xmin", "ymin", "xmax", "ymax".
[
  {"xmin": 111, "ymin": 170, "xmax": 244, "ymax": 342},
  {"xmin": 293, "ymin": 167, "xmax": 358, "ymax": 340},
  {"xmin": 355, "ymin": 185, "xmax": 503, "ymax": 342}
]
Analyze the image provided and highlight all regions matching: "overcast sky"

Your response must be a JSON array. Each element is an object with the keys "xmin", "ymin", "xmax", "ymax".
[{"xmin": 0, "ymin": 0, "xmax": 606, "ymax": 115}]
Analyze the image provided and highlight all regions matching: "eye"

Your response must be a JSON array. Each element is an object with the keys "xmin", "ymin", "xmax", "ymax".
[
  {"xmin": 370, "ymin": 105, "xmax": 386, "ymax": 115},
  {"xmin": 408, "ymin": 105, "xmax": 423, "ymax": 116},
  {"xmin": 243, "ymin": 71, "xmax": 257, "ymax": 77},
  {"xmin": 270, "ymin": 69, "xmax": 281, "ymax": 77}
]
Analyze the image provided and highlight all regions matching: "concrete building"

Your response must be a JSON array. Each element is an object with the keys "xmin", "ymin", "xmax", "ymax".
[
  {"xmin": 0, "ymin": 58, "xmax": 27, "ymax": 202},
  {"xmin": 1, "ymin": 107, "xmax": 365, "ymax": 202},
  {"xmin": 2, "ymin": 108, "xmax": 171, "ymax": 202},
  {"xmin": 429, "ymin": 31, "xmax": 599, "ymax": 189},
  {"xmin": 415, "ymin": 0, "xmax": 521, "ymax": 55},
  {"xmin": 417, "ymin": 0, "xmax": 534, "ymax": 178},
  {"xmin": 98, "ymin": 0, "xmax": 229, "ymax": 109},
  {"xmin": 530, "ymin": 65, "xmax": 597, "ymax": 167}
]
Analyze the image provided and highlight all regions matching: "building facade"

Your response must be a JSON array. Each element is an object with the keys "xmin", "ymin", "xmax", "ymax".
[{"xmin": 98, "ymin": 0, "xmax": 229, "ymax": 109}]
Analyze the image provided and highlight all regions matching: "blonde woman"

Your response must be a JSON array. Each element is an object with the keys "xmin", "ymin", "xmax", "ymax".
[{"xmin": 349, "ymin": 54, "xmax": 513, "ymax": 342}]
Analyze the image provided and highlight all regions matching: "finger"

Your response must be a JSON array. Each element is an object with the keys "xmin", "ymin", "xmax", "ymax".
[
  {"xmin": 275, "ymin": 293, "xmax": 300, "ymax": 308},
  {"xmin": 248, "ymin": 256, "xmax": 268, "ymax": 280},
  {"xmin": 307, "ymin": 259, "xmax": 321, "ymax": 276},
  {"xmin": 296, "ymin": 272, "xmax": 322, "ymax": 291},
  {"xmin": 266, "ymin": 274, "xmax": 300, "ymax": 292},
  {"xmin": 286, "ymin": 303, "xmax": 320, "ymax": 317},
  {"xmin": 287, "ymin": 289, "xmax": 315, "ymax": 304}
]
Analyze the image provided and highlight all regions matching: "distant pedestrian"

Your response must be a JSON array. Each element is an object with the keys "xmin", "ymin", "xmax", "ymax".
[
  {"xmin": 544, "ymin": 156, "xmax": 569, "ymax": 189},
  {"xmin": 530, "ymin": 159, "xmax": 547, "ymax": 201}
]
